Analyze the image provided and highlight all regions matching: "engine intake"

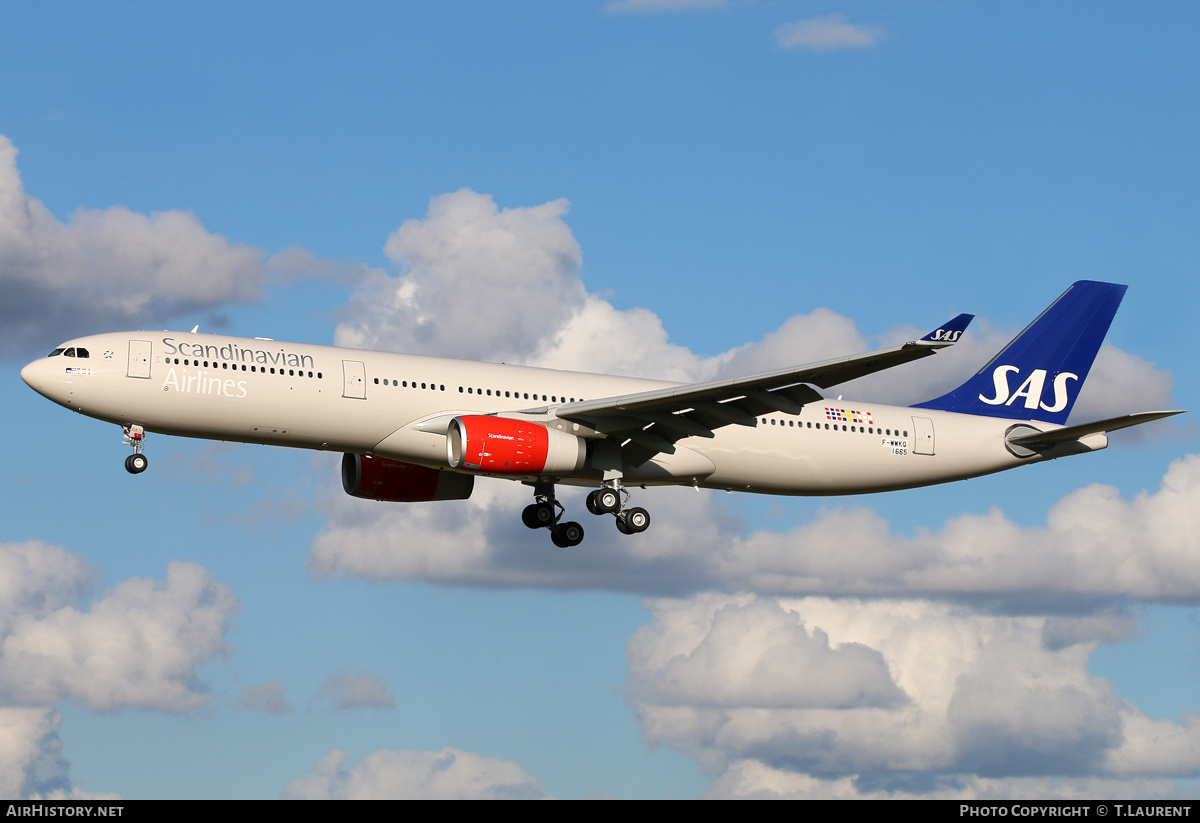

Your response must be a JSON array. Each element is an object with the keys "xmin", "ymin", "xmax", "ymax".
[
  {"xmin": 342, "ymin": 453, "xmax": 474, "ymax": 501},
  {"xmin": 447, "ymin": 416, "xmax": 586, "ymax": 475}
]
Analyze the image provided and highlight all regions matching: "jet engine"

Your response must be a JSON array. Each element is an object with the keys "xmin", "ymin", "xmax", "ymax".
[
  {"xmin": 342, "ymin": 453, "xmax": 474, "ymax": 502},
  {"xmin": 446, "ymin": 415, "xmax": 586, "ymax": 475}
]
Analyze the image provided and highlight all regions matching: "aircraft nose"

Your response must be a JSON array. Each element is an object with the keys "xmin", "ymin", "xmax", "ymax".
[{"xmin": 20, "ymin": 360, "xmax": 38, "ymax": 390}]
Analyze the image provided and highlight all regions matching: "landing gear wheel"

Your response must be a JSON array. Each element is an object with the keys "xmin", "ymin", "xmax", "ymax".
[
  {"xmin": 621, "ymin": 507, "xmax": 650, "ymax": 534},
  {"xmin": 125, "ymin": 453, "xmax": 148, "ymax": 474},
  {"xmin": 615, "ymin": 516, "xmax": 631, "ymax": 535},
  {"xmin": 522, "ymin": 502, "xmax": 555, "ymax": 530},
  {"xmin": 587, "ymin": 487, "xmax": 620, "ymax": 515},
  {"xmin": 551, "ymin": 521, "xmax": 584, "ymax": 548}
]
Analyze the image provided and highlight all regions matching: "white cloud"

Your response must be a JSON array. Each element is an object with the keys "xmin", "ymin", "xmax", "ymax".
[
  {"xmin": 774, "ymin": 15, "xmax": 883, "ymax": 53},
  {"xmin": 311, "ymin": 449, "xmax": 1200, "ymax": 604},
  {"xmin": 334, "ymin": 189, "xmax": 585, "ymax": 364},
  {"xmin": 628, "ymin": 596, "xmax": 1200, "ymax": 793},
  {"xmin": 627, "ymin": 594, "xmax": 906, "ymax": 709},
  {"xmin": 312, "ymin": 669, "xmax": 396, "ymax": 710},
  {"xmin": 703, "ymin": 760, "xmax": 1192, "ymax": 799},
  {"xmin": 0, "ymin": 136, "xmax": 268, "ymax": 359},
  {"xmin": 282, "ymin": 747, "xmax": 551, "ymax": 799},
  {"xmin": 0, "ymin": 708, "xmax": 69, "ymax": 798},
  {"xmin": 0, "ymin": 561, "xmax": 238, "ymax": 712},
  {"xmin": 0, "ymin": 542, "xmax": 239, "ymax": 796}
]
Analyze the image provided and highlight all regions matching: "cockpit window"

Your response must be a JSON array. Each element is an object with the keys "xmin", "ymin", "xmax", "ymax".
[
  {"xmin": 64, "ymin": 348, "xmax": 76, "ymax": 357},
  {"xmin": 74, "ymin": 348, "xmax": 89, "ymax": 358},
  {"xmin": 48, "ymin": 348, "xmax": 65, "ymax": 357}
]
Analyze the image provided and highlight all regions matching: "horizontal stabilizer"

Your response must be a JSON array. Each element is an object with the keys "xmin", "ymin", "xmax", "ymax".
[{"xmin": 1007, "ymin": 410, "xmax": 1185, "ymax": 448}]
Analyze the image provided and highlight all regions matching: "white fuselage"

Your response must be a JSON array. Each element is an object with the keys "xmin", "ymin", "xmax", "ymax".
[{"xmin": 20, "ymin": 331, "xmax": 1075, "ymax": 496}]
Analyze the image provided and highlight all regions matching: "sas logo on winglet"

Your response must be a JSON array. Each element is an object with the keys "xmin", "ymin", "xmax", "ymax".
[
  {"xmin": 979, "ymin": 366, "xmax": 1078, "ymax": 412},
  {"xmin": 929, "ymin": 328, "xmax": 963, "ymax": 342}
]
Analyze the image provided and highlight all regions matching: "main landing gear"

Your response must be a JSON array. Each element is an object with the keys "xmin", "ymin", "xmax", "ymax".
[
  {"xmin": 522, "ymin": 482, "xmax": 585, "ymax": 548},
  {"xmin": 523, "ymin": 479, "xmax": 651, "ymax": 548},
  {"xmin": 123, "ymin": 425, "xmax": 148, "ymax": 474},
  {"xmin": 586, "ymin": 481, "xmax": 650, "ymax": 536}
]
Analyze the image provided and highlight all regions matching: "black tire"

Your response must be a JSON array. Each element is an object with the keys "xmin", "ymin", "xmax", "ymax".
[
  {"xmin": 596, "ymin": 488, "xmax": 620, "ymax": 513},
  {"xmin": 624, "ymin": 507, "xmax": 650, "ymax": 533},
  {"xmin": 560, "ymin": 521, "xmax": 584, "ymax": 547},
  {"xmin": 550, "ymin": 529, "xmax": 571, "ymax": 549},
  {"xmin": 125, "ymin": 454, "xmax": 148, "ymax": 474},
  {"xmin": 615, "ymin": 516, "xmax": 631, "ymax": 535},
  {"xmin": 523, "ymin": 502, "xmax": 555, "ymax": 529},
  {"xmin": 585, "ymin": 491, "xmax": 601, "ymax": 516}
]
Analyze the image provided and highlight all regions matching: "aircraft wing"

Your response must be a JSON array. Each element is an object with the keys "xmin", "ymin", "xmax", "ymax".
[{"xmin": 554, "ymin": 312, "xmax": 974, "ymax": 464}]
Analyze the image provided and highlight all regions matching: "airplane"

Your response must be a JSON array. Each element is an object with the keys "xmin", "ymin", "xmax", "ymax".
[{"xmin": 19, "ymin": 280, "xmax": 1182, "ymax": 547}]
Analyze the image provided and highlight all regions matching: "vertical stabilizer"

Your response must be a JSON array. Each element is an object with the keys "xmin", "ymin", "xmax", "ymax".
[{"xmin": 912, "ymin": 281, "xmax": 1126, "ymax": 425}]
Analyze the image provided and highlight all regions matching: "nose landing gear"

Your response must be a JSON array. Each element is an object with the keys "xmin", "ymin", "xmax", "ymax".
[{"xmin": 123, "ymin": 425, "xmax": 148, "ymax": 474}]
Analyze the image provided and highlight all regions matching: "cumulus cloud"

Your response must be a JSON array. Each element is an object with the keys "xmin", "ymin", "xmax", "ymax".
[
  {"xmin": 312, "ymin": 448, "xmax": 1200, "ymax": 606},
  {"xmin": 0, "ymin": 542, "xmax": 239, "ymax": 796},
  {"xmin": 0, "ymin": 136, "xmax": 268, "ymax": 359},
  {"xmin": 334, "ymin": 190, "xmax": 585, "ymax": 363},
  {"xmin": 773, "ymin": 15, "xmax": 883, "ymax": 52},
  {"xmin": 629, "ymin": 596, "xmax": 1200, "ymax": 795},
  {"xmin": 703, "ymin": 760, "xmax": 1191, "ymax": 800},
  {"xmin": 0, "ymin": 708, "xmax": 70, "ymax": 798},
  {"xmin": 0, "ymin": 561, "xmax": 238, "ymax": 712},
  {"xmin": 282, "ymin": 747, "xmax": 550, "ymax": 799},
  {"xmin": 627, "ymin": 594, "xmax": 906, "ymax": 709},
  {"xmin": 331, "ymin": 188, "xmax": 1175, "ymax": 422},
  {"xmin": 312, "ymin": 669, "xmax": 396, "ymax": 710}
]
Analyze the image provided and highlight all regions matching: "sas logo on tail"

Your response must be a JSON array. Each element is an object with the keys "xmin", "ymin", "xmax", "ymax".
[
  {"xmin": 979, "ymin": 366, "xmax": 1078, "ymax": 412},
  {"xmin": 930, "ymin": 328, "xmax": 964, "ymax": 342}
]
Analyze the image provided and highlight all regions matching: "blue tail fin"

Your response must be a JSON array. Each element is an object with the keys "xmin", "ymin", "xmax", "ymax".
[{"xmin": 912, "ymin": 281, "xmax": 1126, "ymax": 425}]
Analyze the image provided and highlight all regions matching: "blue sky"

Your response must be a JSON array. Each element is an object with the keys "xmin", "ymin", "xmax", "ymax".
[{"xmin": 2, "ymin": 1, "xmax": 1199, "ymax": 799}]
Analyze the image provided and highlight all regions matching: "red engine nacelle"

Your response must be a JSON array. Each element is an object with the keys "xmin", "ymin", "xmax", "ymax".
[
  {"xmin": 342, "ymin": 453, "xmax": 474, "ymax": 502},
  {"xmin": 446, "ymin": 416, "xmax": 586, "ymax": 476}
]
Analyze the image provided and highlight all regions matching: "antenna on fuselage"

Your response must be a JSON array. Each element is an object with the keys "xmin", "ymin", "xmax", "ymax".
[{"xmin": 190, "ymin": 325, "xmax": 199, "ymax": 333}]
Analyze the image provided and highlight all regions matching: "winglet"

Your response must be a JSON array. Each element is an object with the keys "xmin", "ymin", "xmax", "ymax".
[{"xmin": 913, "ymin": 313, "xmax": 975, "ymax": 348}]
